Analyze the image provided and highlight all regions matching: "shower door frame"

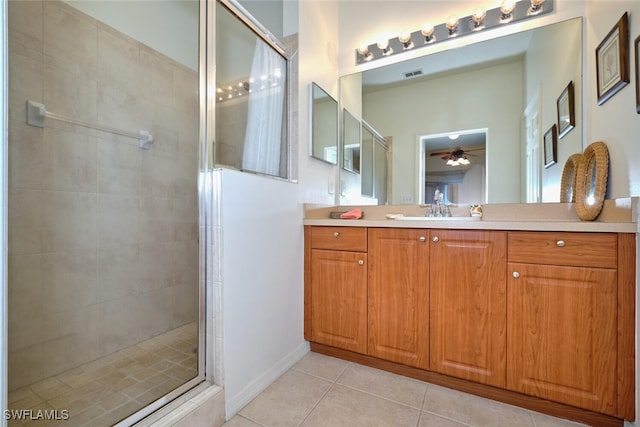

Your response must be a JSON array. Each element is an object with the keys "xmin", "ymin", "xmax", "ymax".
[{"xmin": 1, "ymin": 0, "xmax": 9, "ymax": 422}]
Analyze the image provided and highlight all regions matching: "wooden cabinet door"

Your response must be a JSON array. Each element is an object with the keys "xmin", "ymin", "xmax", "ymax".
[
  {"xmin": 310, "ymin": 249, "xmax": 367, "ymax": 353},
  {"xmin": 430, "ymin": 230, "xmax": 507, "ymax": 387},
  {"xmin": 368, "ymin": 228, "xmax": 429, "ymax": 369},
  {"xmin": 507, "ymin": 262, "xmax": 617, "ymax": 415}
]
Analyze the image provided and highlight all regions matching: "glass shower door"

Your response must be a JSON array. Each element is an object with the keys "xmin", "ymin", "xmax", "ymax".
[{"xmin": 6, "ymin": 0, "xmax": 203, "ymax": 424}]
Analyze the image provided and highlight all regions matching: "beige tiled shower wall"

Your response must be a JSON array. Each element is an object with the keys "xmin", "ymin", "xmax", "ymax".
[{"xmin": 7, "ymin": 0, "xmax": 199, "ymax": 391}]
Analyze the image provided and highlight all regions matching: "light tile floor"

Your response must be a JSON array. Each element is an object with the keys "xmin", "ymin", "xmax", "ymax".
[
  {"xmin": 224, "ymin": 352, "xmax": 588, "ymax": 427},
  {"xmin": 7, "ymin": 322, "xmax": 198, "ymax": 427}
]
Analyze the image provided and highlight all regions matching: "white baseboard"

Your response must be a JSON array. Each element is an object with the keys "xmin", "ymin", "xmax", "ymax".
[{"xmin": 224, "ymin": 341, "xmax": 310, "ymax": 419}]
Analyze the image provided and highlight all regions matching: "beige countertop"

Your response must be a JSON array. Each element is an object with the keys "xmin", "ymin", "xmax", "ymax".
[
  {"xmin": 303, "ymin": 199, "xmax": 639, "ymax": 233},
  {"xmin": 303, "ymin": 217, "xmax": 638, "ymax": 233}
]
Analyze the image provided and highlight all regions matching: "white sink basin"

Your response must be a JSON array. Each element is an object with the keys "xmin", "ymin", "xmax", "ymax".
[{"xmin": 392, "ymin": 216, "xmax": 479, "ymax": 221}]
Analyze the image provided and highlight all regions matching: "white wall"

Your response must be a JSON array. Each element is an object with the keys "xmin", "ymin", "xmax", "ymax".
[
  {"xmin": 585, "ymin": 1, "xmax": 640, "ymax": 199},
  {"xmin": 218, "ymin": 169, "xmax": 307, "ymax": 417},
  {"xmin": 298, "ymin": 0, "xmax": 340, "ymax": 205},
  {"xmin": 583, "ymin": 6, "xmax": 640, "ymax": 424}
]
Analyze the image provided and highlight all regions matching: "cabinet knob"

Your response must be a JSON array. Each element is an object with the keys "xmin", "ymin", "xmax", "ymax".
[
  {"xmin": 556, "ymin": 240, "xmax": 565, "ymax": 247},
  {"xmin": 419, "ymin": 236, "xmax": 426, "ymax": 242},
  {"xmin": 432, "ymin": 236, "xmax": 439, "ymax": 243},
  {"xmin": 358, "ymin": 259, "xmax": 364, "ymax": 265},
  {"xmin": 512, "ymin": 271, "xmax": 520, "ymax": 278},
  {"xmin": 333, "ymin": 231, "xmax": 340, "ymax": 238}
]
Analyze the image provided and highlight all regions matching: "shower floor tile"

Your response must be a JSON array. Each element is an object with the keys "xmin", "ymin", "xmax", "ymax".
[{"xmin": 8, "ymin": 322, "xmax": 198, "ymax": 427}]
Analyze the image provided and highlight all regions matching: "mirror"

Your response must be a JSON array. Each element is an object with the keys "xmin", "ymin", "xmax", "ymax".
[
  {"xmin": 560, "ymin": 153, "xmax": 582, "ymax": 203},
  {"xmin": 342, "ymin": 109, "xmax": 361, "ymax": 173},
  {"xmin": 311, "ymin": 82, "xmax": 338, "ymax": 164},
  {"xmin": 576, "ymin": 142, "xmax": 609, "ymax": 220},
  {"xmin": 339, "ymin": 17, "xmax": 583, "ymax": 205},
  {"xmin": 215, "ymin": 2, "xmax": 289, "ymax": 178}
]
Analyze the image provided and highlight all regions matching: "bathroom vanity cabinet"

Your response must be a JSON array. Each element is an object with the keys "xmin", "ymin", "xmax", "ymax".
[
  {"xmin": 307, "ymin": 226, "xmax": 368, "ymax": 353},
  {"xmin": 303, "ymin": 225, "xmax": 636, "ymax": 424},
  {"xmin": 507, "ymin": 231, "xmax": 633, "ymax": 418},
  {"xmin": 368, "ymin": 228, "xmax": 429, "ymax": 369},
  {"xmin": 429, "ymin": 230, "xmax": 507, "ymax": 388}
]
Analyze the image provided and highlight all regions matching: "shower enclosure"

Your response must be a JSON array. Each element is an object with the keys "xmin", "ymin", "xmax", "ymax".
[{"xmin": 6, "ymin": 0, "xmax": 203, "ymax": 424}]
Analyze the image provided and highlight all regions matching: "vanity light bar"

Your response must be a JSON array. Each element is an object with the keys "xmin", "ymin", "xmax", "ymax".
[{"xmin": 355, "ymin": 0, "xmax": 554, "ymax": 65}]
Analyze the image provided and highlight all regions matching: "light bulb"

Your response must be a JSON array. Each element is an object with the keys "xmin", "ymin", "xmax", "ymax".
[
  {"xmin": 501, "ymin": 0, "xmax": 516, "ymax": 14},
  {"xmin": 356, "ymin": 43, "xmax": 373, "ymax": 61},
  {"xmin": 500, "ymin": 0, "xmax": 517, "ymax": 22},
  {"xmin": 446, "ymin": 15, "xmax": 459, "ymax": 36},
  {"xmin": 421, "ymin": 23, "xmax": 435, "ymax": 43},
  {"xmin": 376, "ymin": 38, "xmax": 389, "ymax": 50},
  {"xmin": 398, "ymin": 31, "xmax": 411, "ymax": 43},
  {"xmin": 377, "ymin": 38, "xmax": 393, "ymax": 56},
  {"xmin": 398, "ymin": 30, "xmax": 414, "ymax": 49},
  {"xmin": 472, "ymin": 7, "xmax": 486, "ymax": 29},
  {"xmin": 529, "ymin": 0, "xmax": 544, "ymax": 15}
]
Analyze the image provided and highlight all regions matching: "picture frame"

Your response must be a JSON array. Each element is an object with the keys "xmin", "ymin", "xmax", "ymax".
[
  {"xmin": 543, "ymin": 124, "xmax": 557, "ymax": 169},
  {"xmin": 556, "ymin": 81, "xmax": 575, "ymax": 139},
  {"xmin": 596, "ymin": 12, "xmax": 629, "ymax": 105},
  {"xmin": 635, "ymin": 34, "xmax": 640, "ymax": 113}
]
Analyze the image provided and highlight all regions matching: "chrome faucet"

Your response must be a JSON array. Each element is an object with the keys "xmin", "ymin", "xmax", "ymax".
[
  {"xmin": 425, "ymin": 190, "xmax": 452, "ymax": 217},
  {"xmin": 434, "ymin": 190, "xmax": 444, "ymax": 217}
]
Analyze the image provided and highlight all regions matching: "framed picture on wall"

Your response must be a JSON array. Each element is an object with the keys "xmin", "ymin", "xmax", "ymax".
[
  {"xmin": 635, "ymin": 34, "xmax": 640, "ymax": 113},
  {"xmin": 596, "ymin": 12, "xmax": 629, "ymax": 105},
  {"xmin": 557, "ymin": 81, "xmax": 575, "ymax": 138},
  {"xmin": 544, "ymin": 125, "xmax": 557, "ymax": 169}
]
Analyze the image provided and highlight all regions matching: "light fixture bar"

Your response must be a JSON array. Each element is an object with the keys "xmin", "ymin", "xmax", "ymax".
[{"xmin": 355, "ymin": 0, "xmax": 553, "ymax": 64}]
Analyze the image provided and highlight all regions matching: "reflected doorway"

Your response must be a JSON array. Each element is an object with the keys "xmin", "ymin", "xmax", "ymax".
[
  {"xmin": 419, "ymin": 130, "xmax": 487, "ymax": 205},
  {"xmin": 524, "ymin": 87, "xmax": 542, "ymax": 203}
]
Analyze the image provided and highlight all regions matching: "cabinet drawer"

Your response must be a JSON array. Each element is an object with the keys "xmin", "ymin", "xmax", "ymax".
[
  {"xmin": 508, "ymin": 232, "xmax": 617, "ymax": 268},
  {"xmin": 310, "ymin": 226, "xmax": 367, "ymax": 251}
]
